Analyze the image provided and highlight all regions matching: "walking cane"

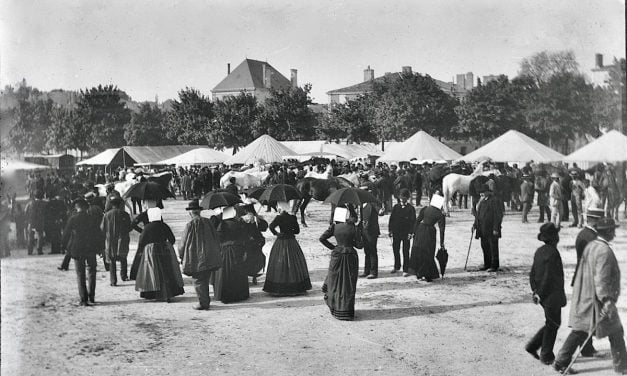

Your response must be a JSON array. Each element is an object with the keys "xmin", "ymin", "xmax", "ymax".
[
  {"xmin": 464, "ymin": 227, "xmax": 475, "ymax": 271},
  {"xmin": 561, "ymin": 318, "xmax": 604, "ymax": 375}
]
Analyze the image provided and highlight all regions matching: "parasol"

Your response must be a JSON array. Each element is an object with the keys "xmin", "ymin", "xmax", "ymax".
[
  {"xmin": 258, "ymin": 184, "xmax": 301, "ymax": 203},
  {"xmin": 436, "ymin": 247, "xmax": 449, "ymax": 277},
  {"xmin": 200, "ymin": 191, "xmax": 242, "ymax": 209},
  {"xmin": 323, "ymin": 187, "xmax": 378, "ymax": 207},
  {"xmin": 243, "ymin": 186, "xmax": 267, "ymax": 200},
  {"xmin": 123, "ymin": 181, "xmax": 175, "ymax": 200}
]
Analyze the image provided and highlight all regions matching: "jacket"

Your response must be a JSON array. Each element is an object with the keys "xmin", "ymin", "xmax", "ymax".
[
  {"xmin": 178, "ymin": 216, "xmax": 222, "ymax": 275},
  {"xmin": 569, "ymin": 238, "xmax": 622, "ymax": 338},
  {"xmin": 474, "ymin": 193, "xmax": 503, "ymax": 239},
  {"xmin": 572, "ymin": 226, "xmax": 597, "ymax": 286},
  {"xmin": 520, "ymin": 180, "xmax": 534, "ymax": 203},
  {"xmin": 530, "ymin": 244, "xmax": 567, "ymax": 308},
  {"xmin": 319, "ymin": 222, "xmax": 364, "ymax": 252},
  {"xmin": 361, "ymin": 202, "xmax": 380, "ymax": 240},
  {"xmin": 388, "ymin": 203, "xmax": 416, "ymax": 236},
  {"xmin": 61, "ymin": 211, "xmax": 102, "ymax": 258},
  {"xmin": 100, "ymin": 208, "xmax": 131, "ymax": 261}
]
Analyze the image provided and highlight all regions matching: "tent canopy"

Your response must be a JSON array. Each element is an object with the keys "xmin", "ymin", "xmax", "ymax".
[
  {"xmin": 377, "ymin": 130, "xmax": 462, "ymax": 163},
  {"xmin": 281, "ymin": 141, "xmax": 381, "ymax": 159},
  {"xmin": 461, "ymin": 130, "xmax": 564, "ymax": 163},
  {"xmin": 564, "ymin": 130, "xmax": 627, "ymax": 163},
  {"xmin": 1, "ymin": 158, "xmax": 51, "ymax": 175},
  {"xmin": 123, "ymin": 145, "xmax": 209, "ymax": 165},
  {"xmin": 76, "ymin": 148, "xmax": 135, "ymax": 167},
  {"xmin": 158, "ymin": 148, "xmax": 228, "ymax": 166},
  {"xmin": 225, "ymin": 135, "xmax": 296, "ymax": 165}
]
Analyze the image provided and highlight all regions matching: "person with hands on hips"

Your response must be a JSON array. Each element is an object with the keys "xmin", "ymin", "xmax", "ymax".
[{"xmin": 388, "ymin": 188, "xmax": 416, "ymax": 276}]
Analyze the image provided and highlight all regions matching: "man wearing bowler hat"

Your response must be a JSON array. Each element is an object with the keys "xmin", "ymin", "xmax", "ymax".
[
  {"xmin": 554, "ymin": 217, "xmax": 626, "ymax": 374},
  {"xmin": 473, "ymin": 183, "xmax": 503, "ymax": 272},
  {"xmin": 178, "ymin": 199, "xmax": 222, "ymax": 310}
]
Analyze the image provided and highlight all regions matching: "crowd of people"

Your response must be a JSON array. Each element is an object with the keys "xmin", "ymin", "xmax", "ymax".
[{"xmin": 0, "ymin": 157, "xmax": 626, "ymax": 373}]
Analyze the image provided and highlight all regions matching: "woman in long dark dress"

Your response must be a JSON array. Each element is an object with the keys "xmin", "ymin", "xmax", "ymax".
[
  {"xmin": 135, "ymin": 208, "xmax": 185, "ymax": 301},
  {"xmin": 408, "ymin": 194, "xmax": 445, "ymax": 282},
  {"xmin": 263, "ymin": 201, "xmax": 312, "ymax": 296},
  {"xmin": 129, "ymin": 199, "xmax": 162, "ymax": 280},
  {"xmin": 238, "ymin": 204, "xmax": 268, "ymax": 284},
  {"xmin": 212, "ymin": 206, "xmax": 250, "ymax": 303},
  {"xmin": 319, "ymin": 207, "xmax": 363, "ymax": 320}
]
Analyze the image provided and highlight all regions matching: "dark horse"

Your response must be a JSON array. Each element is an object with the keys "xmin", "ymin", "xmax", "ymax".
[
  {"xmin": 469, "ymin": 174, "xmax": 516, "ymax": 215},
  {"xmin": 294, "ymin": 177, "xmax": 353, "ymax": 227}
]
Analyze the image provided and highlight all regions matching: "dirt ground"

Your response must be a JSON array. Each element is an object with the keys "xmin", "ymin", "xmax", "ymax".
[{"xmin": 2, "ymin": 197, "xmax": 626, "ymax": 376}]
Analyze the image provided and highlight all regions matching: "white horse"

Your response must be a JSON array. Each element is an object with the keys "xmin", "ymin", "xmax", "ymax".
[
  {"xmin": 220, "ymin": 170, "xmax": 269, "ymax": 189},
  {"xmin": 442, "ymin": 160, "xmax": 489, "ymax": 215},
  {"xmin": 304, "ymin": 165, "xmax": 333, "ymax": 180}
]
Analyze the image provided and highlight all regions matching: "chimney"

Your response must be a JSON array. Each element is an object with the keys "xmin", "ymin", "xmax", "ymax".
[
  {"xmin": 290, "ymin": 69, "xmax": 298, "ymax": 88},
  {"xmin": 364, "ymin": 65, "xmax": 374, "ymax": 82},
  {"xmin": 227, "ymin": 63, "xmax": 231, "ymax": 75},
  {"xmin": 401, "ymin": 66, "xmax": 412, "ymax": 75},
  {"xmin": 595, "ymin": 53, "xmax": 604, "ymax": 68}
]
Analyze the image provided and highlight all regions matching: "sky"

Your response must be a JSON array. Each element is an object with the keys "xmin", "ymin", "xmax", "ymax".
[{"xmin": 1, "ymin": 0, "xmax": 625, "ymax": 104}]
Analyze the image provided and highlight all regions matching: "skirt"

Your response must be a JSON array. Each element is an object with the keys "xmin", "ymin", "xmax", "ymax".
[
  {"xmin": 263, "ymin": 238, "xmax": 312, "ymax": 295},
  {"xmin": 211, "ymin": 243, "xmax": 249, "ymax": 303},
  {"xmin": 135, "ymin": 242, "xmax": 185, "ymax": 301},
  {"xmin": 408, "ymin": 224, "xmax": 440, "ymax": 280},
  {"xmin": 322, "ymin": 247, "xmax": 358, "ymax": 320}
]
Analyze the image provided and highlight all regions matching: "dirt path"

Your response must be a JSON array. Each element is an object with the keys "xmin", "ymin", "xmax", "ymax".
[{"xmin": 2, "ymin": 199, "xmax": 625, "ymax": 375}]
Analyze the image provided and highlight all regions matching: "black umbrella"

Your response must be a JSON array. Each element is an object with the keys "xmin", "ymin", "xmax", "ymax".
[
  {"xmin": 436, "ymin": 247, "xmax": 449, "ymax": 277},
  {"xmin": 123, "ymin": 181, "xmax": 175, "ymax": 200},
  {"xmin": 323, "ymin": 187, "xmax": 378, "ymax": 207},
  {"xmin": 200, "ymin": 191, "xmax": 242, "ymax": 209},
  {"xmin": 243, "ymin": 186, "xmax": 267, "ymax": 200},
  {"xmin": 258, "ymin": 184, "xmax": 301, "ymax": 203}
]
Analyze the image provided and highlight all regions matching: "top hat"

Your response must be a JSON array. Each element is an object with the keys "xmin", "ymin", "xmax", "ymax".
[
  {"xmin": 185, "ymin": 199, "xmax": 203, "ymax": 211},
  {"xmin": 594, "ymin": 217, "xmax": 619, "ymax": 231}
]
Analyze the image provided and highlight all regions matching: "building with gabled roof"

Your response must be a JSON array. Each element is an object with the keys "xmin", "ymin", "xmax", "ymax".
[
  {"xmin": 211, "ymin": 59, "xmax": 297, "ymax": 102},
  {"xmin": 326, "ymin": 65, "xmax": 468, "ymax": 105}
]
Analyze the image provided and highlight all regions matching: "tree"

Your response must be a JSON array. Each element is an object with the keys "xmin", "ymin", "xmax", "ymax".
[
  {"xmin": 213, "ymin": 93, "xmax": 261, "ymax": 152},
  {"xmin": 519, "ymin": 50, "xmax": 580, "ymax": 85},
  {"xmin": 523, "ymin": 72, "xmax": 597, "ymax": 152},
  {"xmin": 369, "ymin": 72, "xmax": 459, "ymax": 143},
  {"xmin": 125, "ymin": 103, "xmax": 171, "ymax": 145},
  {"xmin": 75, "ymin": 85, "xmax": 131, "ymax": 151},
  {"xmin": 317, "ymin": 98, "xmax": 376, "ymax": 143},
  {"xmin": 453, "ymin": 75, "xmax": 528, "ymax": 141},
  {"xmin": 166, "ymin": 87, "xmax": 214, "ymax": 145},
  {"xmin": 8, "ymin": 97, "xmax": 53, "ymax": 155},
  {"xmin": 260, "ymin": 83, "xmax": 317, "ymax": 140},
  {"xmin": 46, "ymin": 108, "xmax": 89, "ymax": 155}
]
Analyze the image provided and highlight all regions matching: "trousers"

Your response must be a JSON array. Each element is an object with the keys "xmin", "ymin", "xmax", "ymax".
[
  {"xmin": 527, "ymin": 305, "xmax": 561, "ymax": 362},
  {"xmin": 363, "ymin": 235, "xmax": 378, "ymax": 276},
  {"xmin": 555, "ymin": 327, "xmax": 627, "ymax": 372},
  {"xmin": 192, "ymin": 270, "xmax": 211, "ymax": 309},
  {"xmin": 480, "ymin": 236, "xmax": 499, "ymax": 270},
  {"xmin": 28, "ymin": 228, "xmax": 44, "ymax": 254},
  {"xmin": 522, "ymin": 202, "xmax": 532, "ymax": 222},
  {"xmin": 392, "ymin": 235, "xmax": 410, "ymax": 272},
  {"xmin": 74, "ymin": 254, "xmax": 97, "ymax": 303},
  {"xmin": 109, "ymin": 256, "xmax": 128, "ymax": 285}
]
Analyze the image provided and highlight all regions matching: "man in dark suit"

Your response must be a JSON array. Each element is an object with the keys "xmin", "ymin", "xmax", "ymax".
[
  {"xmin": 225, "ymin": 177, "xmax": 239, "ymax": 196},
  {"xmin": 388, "ymin": 188, "xmax": 416, "ymax": 275},
  {"xmin": 61, "ymin": 199, "xmax": 102, "ymax": 306},
  {"xmin": 526, "ymin": 222, "xmax": 567, "ymax": 365},
  {"xmin": 360, "ymin": 193, "xmax": 380, "ymax": 279},
  {"xmin": 473, "ymin": 184, "xmax": 503, "ymax": 272}
]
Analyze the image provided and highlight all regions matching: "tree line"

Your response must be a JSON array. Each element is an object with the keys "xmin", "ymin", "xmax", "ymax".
[{"xmin": 6, "ymin": 50, "xmax": 625, "ymax": 157}]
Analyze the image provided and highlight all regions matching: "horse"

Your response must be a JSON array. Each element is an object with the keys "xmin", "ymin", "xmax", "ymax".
[
  {"xmin": 441, "ymin": 160, "xmax": 489, "ymax": 215},
  {"xmin": 220, "ymin": 170, "xmax": 269, "ymax": 189},
  {"xmin": 304, "ymin": 164, "xmax": 333, "ymax": 180},
  {"xmin": 468, "ymin": 174, "xmax": 514, "ymax": 215},
  {"xmin": 294, "ymin": 177, "xmax": 354, "ymax": 227}
]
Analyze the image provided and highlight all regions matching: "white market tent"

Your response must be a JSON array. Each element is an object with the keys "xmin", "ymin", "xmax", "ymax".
[
  {"xmin": 158, "ymin": 148, "xmax": 229, "ymax": 166},
  {"xmin": 461, "ymin": 130, "xmax": 564, "ymax": 163},
  {"xmin": 281, "ymin": 141, "xmax": 381, "ymax": 160},
  {"xmin": 564, "ymin": 130, "xmax": 627, "ymax": 163},
  {"xmin": 1, "ymin": 157, "xmax": 51, "ymax": 175},
  {"xmin": 225, "ymin": 135, "xmax": 297, "ymax": 165},
  {"xmin": 377, "ymin": 130, "xmax": 462, "ymax": 163}
]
